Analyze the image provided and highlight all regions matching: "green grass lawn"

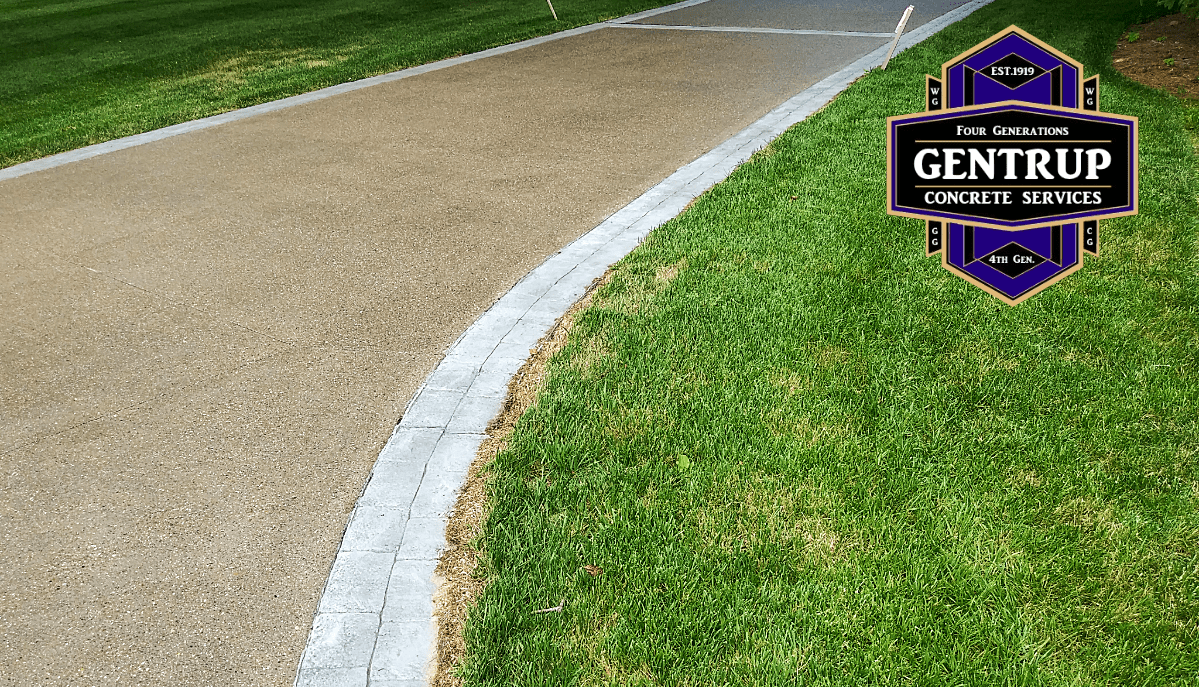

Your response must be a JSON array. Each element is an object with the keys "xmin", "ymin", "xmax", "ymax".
[
  {"xmin": 0, "ymin": 0, "xmax": 675, "ymax": 170},
  {"xmin": 457, "ymin": 0, "xmax": 1199, "ymax": 684}
]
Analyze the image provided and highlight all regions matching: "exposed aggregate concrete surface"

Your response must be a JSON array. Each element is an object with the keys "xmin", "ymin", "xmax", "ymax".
[{"xmin": 0, "ymin": 5, "xmax": 906, "ymax": 683}]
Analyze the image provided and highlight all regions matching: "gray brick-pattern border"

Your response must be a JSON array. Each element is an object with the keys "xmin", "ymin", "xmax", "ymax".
[{"xmin": 289, "ymin": 0, "xmax": 995, "ymax": 684}]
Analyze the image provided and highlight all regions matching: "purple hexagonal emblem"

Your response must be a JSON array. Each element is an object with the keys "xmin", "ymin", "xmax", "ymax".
[{"xmin": 886, "ymin": 26, "xmax": 1139, "ymax": 304}]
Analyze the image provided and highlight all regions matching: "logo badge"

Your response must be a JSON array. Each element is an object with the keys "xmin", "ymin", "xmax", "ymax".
[{"xmin": 887, "ymin": 26, "xmax": 1138, "ymax": 304}]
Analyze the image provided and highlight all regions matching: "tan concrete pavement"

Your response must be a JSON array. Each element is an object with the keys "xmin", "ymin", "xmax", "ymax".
[
  {"xmin": 0, "ymin": 20, "xmax": 888, "ymax": 687},
  {"xmin": 629, "ymin": 0, "xmax": 972, "ymax": 32}
]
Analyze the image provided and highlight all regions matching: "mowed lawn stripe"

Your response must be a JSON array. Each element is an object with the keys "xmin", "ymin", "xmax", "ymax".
[
  {"xmin": 0, "ymin": 0, "xmax": 678, "ymax": 169},
  {"xmin": 455, "ymin": 0, "xmax": 1199, "ymax": 684}
]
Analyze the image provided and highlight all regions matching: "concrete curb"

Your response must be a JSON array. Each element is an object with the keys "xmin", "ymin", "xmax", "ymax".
[{"xmin": 291, "ymin": 0, "xmax": 995, "ymax": 683}]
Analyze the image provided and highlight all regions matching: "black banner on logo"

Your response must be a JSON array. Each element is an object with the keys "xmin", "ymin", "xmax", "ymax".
[
  {"xmin": 926, "ymin": 220, "xmax": 943, "ymax": 255},
  {"xmin": 1083, "ymin": 220, "xmax": 1098, "ymax": 254},
  {"xmin": 1083, "ymin": 76, "xmax": 1099, "ymax": 111},
  {"xmin": 890, "ymin": 105, "xmax": 1136, "ymax": 227},
  {"xmin": 926, "ymin": 76, "xmax": 943, "ymax": 111}
]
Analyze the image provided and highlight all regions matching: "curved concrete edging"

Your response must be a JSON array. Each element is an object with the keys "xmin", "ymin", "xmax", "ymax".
[{"xmin": 295, "ymin": 0, "xmax": 995, "ymax": 684}]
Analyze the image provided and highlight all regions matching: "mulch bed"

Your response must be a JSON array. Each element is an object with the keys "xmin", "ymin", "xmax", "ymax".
[{"xmin": 1112, "ymin": 12, "xmax": 1199, "ymax": 101}]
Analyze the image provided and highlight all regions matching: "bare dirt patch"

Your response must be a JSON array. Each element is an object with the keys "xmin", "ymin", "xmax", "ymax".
[
  {"xmin": 431, "ymin": 273, "xmax": 613, "ymax": 687},
  {"xmin": 1112, "ymin": 12, "xmax": 1199, "ymax": 101}
]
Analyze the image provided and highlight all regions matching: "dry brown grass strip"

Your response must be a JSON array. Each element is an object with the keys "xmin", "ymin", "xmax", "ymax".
[{"xmin": 431, "ymin": 270, "xmax": 614, "ymax": 686}]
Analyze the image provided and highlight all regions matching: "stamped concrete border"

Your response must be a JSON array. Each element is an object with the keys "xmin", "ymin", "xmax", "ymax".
[{"xmin": 291, "ymin": 0, "xmax": 995, "ymax": 683}]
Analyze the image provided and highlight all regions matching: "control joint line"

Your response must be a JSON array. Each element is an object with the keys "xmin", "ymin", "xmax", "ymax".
[{"xmin": 607, "ymin": 23, "xmax": 894, "ymax": 37}]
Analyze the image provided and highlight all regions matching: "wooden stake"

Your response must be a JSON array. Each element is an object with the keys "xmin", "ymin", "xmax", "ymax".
[{"xmin": 882, "ymin": 5, "xmax": 915, "ymax": 70}]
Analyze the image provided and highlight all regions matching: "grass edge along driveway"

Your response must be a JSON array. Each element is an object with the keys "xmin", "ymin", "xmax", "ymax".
[{"xmin": 455, "ymin": 0, "xmax": 1199, "ymax": 684}]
